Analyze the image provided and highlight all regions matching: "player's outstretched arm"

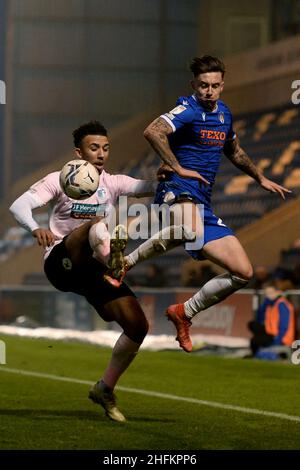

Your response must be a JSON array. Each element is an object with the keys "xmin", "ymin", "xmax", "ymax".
[
  {"xmin": 144, "ymin": 117, "xmax": 209, "ymax": 185},
  {"xmin": 223, "ymin": 137, "xmax": 291, "ymax": 200},
  {"xmin": 9, "ymin": 191, "xmax": 56, "ymax": 247}
]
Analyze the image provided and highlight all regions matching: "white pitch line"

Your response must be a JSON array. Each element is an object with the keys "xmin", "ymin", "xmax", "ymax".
[{"xmin": 1, "ymin": 366, "xmax": 300, "ymax": 424}]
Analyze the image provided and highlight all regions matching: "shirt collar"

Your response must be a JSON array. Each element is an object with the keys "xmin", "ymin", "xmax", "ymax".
[{"xmin": 192, "ymin": 93, "xmax": 219, "ymax": 113}]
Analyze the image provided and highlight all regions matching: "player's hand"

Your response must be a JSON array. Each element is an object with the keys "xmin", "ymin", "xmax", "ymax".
[
  {"xmin": 32, "ymin": 228, "xmax": 56, "ymax": 247},
  {"xmin": 260, "ymin": 176, "xmax": 292, "ymax": 200},
  {"xmin": 177, "ymin": 167, "xmax": 210, "ymax": 186},
  {"xmin": 156, "ymin": 164, "xmax": 174, "ymax": 181}
]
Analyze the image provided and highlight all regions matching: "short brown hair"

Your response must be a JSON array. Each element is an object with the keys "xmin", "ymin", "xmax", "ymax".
[{"xmin": 189, "ymin": 55, "xmax": 226, "ymax": 78}]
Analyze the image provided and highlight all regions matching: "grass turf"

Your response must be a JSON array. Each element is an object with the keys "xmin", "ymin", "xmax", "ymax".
[{"xmin": 0, "ymin": 334, "xmax": 300, "ymax": 450}]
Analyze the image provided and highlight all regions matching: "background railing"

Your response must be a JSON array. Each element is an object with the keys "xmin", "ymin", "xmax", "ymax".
[{"xmin": 1, "ymin": 285, "xmax": 299, "ymax": 339}]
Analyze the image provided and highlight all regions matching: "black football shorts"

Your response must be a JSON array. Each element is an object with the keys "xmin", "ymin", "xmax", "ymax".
[{"xmin": 44, "ymin": 239, "xmax": 135, "ymax": 314}]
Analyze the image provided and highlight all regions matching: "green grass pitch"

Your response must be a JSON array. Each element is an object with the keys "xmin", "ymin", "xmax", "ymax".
[{"xmin": 0, "ymin": 334, "xmax": 300, "ymax": 450}]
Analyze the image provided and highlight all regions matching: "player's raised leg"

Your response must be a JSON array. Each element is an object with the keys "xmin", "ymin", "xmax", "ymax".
[
  {"xmin": 63, "ymin": 216, "xmax": 116, "ymax": 268},
  {"xmin": 89, "ymin": 220, "xmax": 111, "ymax": 265},
  {"xmin": 64, "ymin": 217, "xmax": 107, "ymax": 264},
  {"xmin": 126, "ymin": 201, "xmax": 202, "ymax": 267},
  {"xmin": 167, "ymin": 235, "xmax": 252, "ymax": 352},
  {"xmin": 104, "ymin": 202, "xmax": 202, "ymax": 287}
]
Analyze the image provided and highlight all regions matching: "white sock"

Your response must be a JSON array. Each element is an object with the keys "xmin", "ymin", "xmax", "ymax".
[
  {"xmin": 126, "ymin": 225, "xmax": 195, "ymax": 267},
  {"xmin": 184, "ymin": 273, "xmax": 248, "ymax": 319},
  {"xmin": 88, "ymin": 221, "xmax": 111, "ymax": 265},
  {"xmin": 101, "ymin": 333, "xmax": 140, "ymax": 390}
]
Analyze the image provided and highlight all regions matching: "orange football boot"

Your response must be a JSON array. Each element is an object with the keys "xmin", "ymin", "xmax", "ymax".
[{"xmin": 166, "ymin": 303, "xmax": 193, "ymax": 352}]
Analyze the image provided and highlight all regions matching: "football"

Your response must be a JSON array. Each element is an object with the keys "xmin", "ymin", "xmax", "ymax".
[{"xmin": 59, "ymin": 159, "xmax": 100, "ymax": 200}]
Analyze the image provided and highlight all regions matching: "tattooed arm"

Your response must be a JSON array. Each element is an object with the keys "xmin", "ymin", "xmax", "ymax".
[
  {"xmin": 223, "ymin": 137, "xmax": 263, "ymax": 182},
  {"xmin": 223, "ymin": 137, "xmax": 291, "ymax": 200},
  {"xmin": 144, "ymin": 117, "xmax": 209, "ymax": 185},
  {"xmin": 144, "ymin": 117, "xmax": 180, "ymax": 171}
]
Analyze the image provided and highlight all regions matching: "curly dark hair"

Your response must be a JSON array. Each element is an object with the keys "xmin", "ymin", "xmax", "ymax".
[{"xmin": 72, "ymin": 120, "xmax": 108, "ymax": 147}]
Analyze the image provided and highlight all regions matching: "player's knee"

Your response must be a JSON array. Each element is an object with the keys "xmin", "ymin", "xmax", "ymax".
[
  {"xmin": 125, "ymin": 317, "xmax": 149, "ymax": 344},
  {"xmin": 135, "ymin": 316, "xmax": 149, "ymax": 342},
  {"xmin": 125, "ymin": 327, "xmax": 148, "ymax": 345},
  {"xmin": 89, "ymin": 220, "xmax": 110, "ymax": 248},
  {"xmin": 232, "ymin": 263, "xmax": 253, "ymax": 283},
  {"xmin": 242, "ymin": 264, "xmax": 253, "ymax": 281},
  {"xmin": 231, "ymin": 271, "xmax": 252, "ymax": 289}
]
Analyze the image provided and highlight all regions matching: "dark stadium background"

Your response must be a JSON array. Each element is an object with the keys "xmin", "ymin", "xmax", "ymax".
[{"xmin": 0, "ymin": 0, "xmax": 300, "ymax": 453}]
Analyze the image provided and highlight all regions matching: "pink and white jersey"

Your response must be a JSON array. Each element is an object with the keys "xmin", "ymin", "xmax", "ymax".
[{"xmin": 26, "ymin": 170, "xmax": 155, "ymax": 258}]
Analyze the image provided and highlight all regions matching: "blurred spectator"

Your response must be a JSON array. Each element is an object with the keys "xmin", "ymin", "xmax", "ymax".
[
  {"xmin": 0, "ymin": 298, "xmax": 14, "ymax": 323},
  {"xmin": 181, "ymin": 259, "xmax": 217, "ymax": 287},
  {"xmin": 293, "ymin": 261, "xmax": 300, "ymax": 288},
  {"xmin": 292, "ymin": 238, "xmax": 300, "ymax": 249},
  {"xmin": 247, "ymin": 265, "xmax": 270, "ymax": 289},
  {"xmin": 122, "ymin": 271, "xmax": 139, "ymax": 288},
  {"xmin": 272, "ymin": 267, "xmax": 295, "ymax": 291},
  {"xmin": 139, "ymin": 263, "xmax": 167, "ymax": 288},
  {"xmin": 248, "ymin": 283, "xmax": 295, "ymax": 357}
]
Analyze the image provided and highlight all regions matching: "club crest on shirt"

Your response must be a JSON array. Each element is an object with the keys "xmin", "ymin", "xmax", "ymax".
[
  {"xmin": 202, "ymin": 112, "xmax": 206, "ymax": 121},
  {"xmin": 218, "ymin": 112, "xmax": 225, "ymax": 124},
  {"xmin": 97, "ymin": 187, "xmax": 107, "ymax": 202}
]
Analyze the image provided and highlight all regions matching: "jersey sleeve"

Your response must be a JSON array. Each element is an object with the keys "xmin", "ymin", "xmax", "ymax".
[
  {"xmin": 114, "ymin": 175, "xmax": 156, "ymax": 198},
  {"xmin": 160, "ymin": 98, "xmax": 195, "ymax": 133},
  {"xmin": 9, "ymin": 191, "xmax": 46, "ymax": 232},
  {"xmin": 226, "ymin": 111, "xmax": 236, "ymax": 141},
  {"xmin": 28, "ymin": 172, "xmax": 61, "ymax": 205}
]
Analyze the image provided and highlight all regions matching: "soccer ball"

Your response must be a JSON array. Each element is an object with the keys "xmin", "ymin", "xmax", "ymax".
[{"xmin": 59, "ymin": 159, "xmax": 100, "ymax": 200}]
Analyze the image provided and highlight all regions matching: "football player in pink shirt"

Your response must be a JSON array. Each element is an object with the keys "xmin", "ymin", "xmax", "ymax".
[{"xmin": 9, "ymin": 120, "xmax": 156, "ymax": 423}]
